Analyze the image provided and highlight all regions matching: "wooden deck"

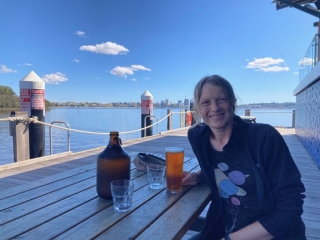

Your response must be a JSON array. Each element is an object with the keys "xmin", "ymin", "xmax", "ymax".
[{"xmin": 0, "ymin": 127, "xmax": 319, "ymax": 239}]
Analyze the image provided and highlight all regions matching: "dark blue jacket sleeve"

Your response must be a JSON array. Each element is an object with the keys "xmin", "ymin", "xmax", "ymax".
[{"xmin": 251, "ymin": 125, "xmax": 305, "ymax": 238}]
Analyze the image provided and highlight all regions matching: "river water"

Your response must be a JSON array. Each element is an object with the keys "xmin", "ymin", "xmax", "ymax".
[{"xmin": 0, "ymin": 107, "xmax": 295, "ymax": 165}]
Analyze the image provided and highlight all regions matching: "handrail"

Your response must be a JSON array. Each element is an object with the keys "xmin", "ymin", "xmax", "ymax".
[
  {"xmin": 144, "ymin": 115, "xmax": 159, "ymax": 137},
  {"xmin": 299, "ymin": 33, "xmax": 320, "ymax": 82},
  {"xmin": 49, "ymin": 121, "xmax": 70, "ymax": 155}
]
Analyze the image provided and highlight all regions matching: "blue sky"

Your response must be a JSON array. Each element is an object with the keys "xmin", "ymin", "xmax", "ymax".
[{"xmin": 0, "ymin": 1, "xmax": 318, "ymax": 104}]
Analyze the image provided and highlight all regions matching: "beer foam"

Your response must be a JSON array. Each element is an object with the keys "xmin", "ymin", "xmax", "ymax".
[{"xmin": 165, "ymin": 147, "xmax": 184, "ymax": 153}]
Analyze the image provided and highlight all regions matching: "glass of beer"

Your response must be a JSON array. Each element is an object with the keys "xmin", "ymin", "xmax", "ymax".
[{"xmin": 165, "ymin": 147, "xmax": 184, "ymax": 194}]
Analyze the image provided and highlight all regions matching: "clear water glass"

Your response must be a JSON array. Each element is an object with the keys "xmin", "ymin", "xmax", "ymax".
[{"xmin": 110, "ymin": 179, "xmax": 134, "ymax": 212}]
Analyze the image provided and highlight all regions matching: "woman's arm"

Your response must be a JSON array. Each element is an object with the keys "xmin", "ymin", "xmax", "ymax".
[
  {"xmin": 182, "ymin": 170, "xmax": 204, "ymax": 186},
  {"xmin": 248, "ymin": 125, "xmax": 305, "ymax": 238},
  {"xmin": 222, "ymin": 221, "xmax": 273, "ymax": 240}
]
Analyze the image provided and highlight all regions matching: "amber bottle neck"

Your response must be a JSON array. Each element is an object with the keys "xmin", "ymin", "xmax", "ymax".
[{"xmin": 109, "ymin": 132, "xmax": 121, "ymax": 146}]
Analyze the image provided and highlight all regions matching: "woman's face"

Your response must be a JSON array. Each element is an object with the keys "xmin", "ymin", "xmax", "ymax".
[{"xmin": 199, "ymin": 83, "xmax": 233, "ymax": 132}]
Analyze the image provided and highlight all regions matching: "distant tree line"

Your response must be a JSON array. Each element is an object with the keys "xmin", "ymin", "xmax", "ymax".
[
  {"xmin": 0, "ymin": 85, "xmax": 51, "ymax": 110},
  {"xmin": 0, "ymin": 85, "xmax": 20, "ymax": 109}
]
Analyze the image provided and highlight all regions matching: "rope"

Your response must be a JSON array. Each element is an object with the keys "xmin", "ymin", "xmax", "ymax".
[
  {"xmin": 0, "ymin": 111, "xmax": 187, "ymax": 135},
  {"xmin": 0, "ymin": 116, "xmax": 30, "ymax": 123}
]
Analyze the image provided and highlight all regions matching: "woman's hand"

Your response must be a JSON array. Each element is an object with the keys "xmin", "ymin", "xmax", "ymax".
[{"xmin": 182, "ymin": 170, "xmax": 203, "ymax": 186}]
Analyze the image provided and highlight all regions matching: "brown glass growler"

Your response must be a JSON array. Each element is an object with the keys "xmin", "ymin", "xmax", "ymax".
[{"xmin": 96, "ymin": 131, "xmax": 131, "ymax": 199}]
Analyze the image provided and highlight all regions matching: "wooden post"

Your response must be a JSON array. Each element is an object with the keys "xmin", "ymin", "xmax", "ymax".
[
  {"xmin": 167, "ymin": 109, "xmax": 172, "ymax": 130},
  {"xmin": 10, "ymin": 111, "xmax": 30, "ymax": 162},
  {"xmin": 245, "ymin": 109, "xmax": 251, "ymax": 116},
  {"xmin": 292, "ymin": 110, "xmax": 296, "ymax": 128}
]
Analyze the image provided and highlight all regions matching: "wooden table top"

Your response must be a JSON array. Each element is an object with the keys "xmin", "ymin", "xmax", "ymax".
[{"xmin": 0, "ymin": 154, "xmax": 211, "ymax": 240}]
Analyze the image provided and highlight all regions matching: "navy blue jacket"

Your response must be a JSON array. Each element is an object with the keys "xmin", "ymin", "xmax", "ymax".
[{"xmin": 188, "ymin": 115, "xmax": 306, "ymax": 240}]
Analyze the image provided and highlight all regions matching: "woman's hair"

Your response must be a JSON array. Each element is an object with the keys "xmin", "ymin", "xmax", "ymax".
[{"xmin": 192, "ymin": 75, "xmax": 237, "ymax": 125}]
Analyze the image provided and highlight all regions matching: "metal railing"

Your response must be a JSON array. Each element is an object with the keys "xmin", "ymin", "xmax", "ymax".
[
  {"xmin": 299, "ymin": 34, "xmax": 320, "ymax": 82},
  {"xmin": 243, "ymin": 109, "xmax": 296, "ymax": 128},
  {"xmin": 49, "ymin": 121, "xmax": 70, "ymax": 155}
]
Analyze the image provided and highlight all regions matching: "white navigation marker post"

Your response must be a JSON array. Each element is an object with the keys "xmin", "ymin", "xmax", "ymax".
[
  {"xmin": 141, "ymin": 90, "xmax": 153, "ymax": 138},
  {"xmin": 19, "ymin": 70, "xmax": 46, "ymax": 159}
]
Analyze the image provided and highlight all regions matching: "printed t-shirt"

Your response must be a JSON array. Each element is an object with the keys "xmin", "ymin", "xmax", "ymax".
[{"xmin": 209, "ymin": 146, "xmax": 259, "ymax": 234}]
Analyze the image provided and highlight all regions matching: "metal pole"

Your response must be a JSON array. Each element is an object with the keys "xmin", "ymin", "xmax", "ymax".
[
  {"xmin": 167, "ymin": 109, "xmax": 172, "ymax": 130},
  {"xmin": 185, "ymin": 109, "xmax": 188, "ymax": 127},
  {"xmin": 180, "ymin": 109, "xmax": 184, "ymax": 128},
  {"xmin": 190, "ymin": 98, "xmax": 196, "ymax": 125},
  {"xmin": 292, "ymin": 110, "xmax": 296, "ymax": 128}
]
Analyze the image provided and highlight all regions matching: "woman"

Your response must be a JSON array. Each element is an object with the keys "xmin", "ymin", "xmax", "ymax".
[{"xmin": 183, "ymin": 75, "xmax": 306, "ymax": 240}]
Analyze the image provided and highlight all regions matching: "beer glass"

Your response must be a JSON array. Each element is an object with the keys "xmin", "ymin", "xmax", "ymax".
[{"xmin": 165, "ymin": 147, "xmax": 184, "ymax": 193}]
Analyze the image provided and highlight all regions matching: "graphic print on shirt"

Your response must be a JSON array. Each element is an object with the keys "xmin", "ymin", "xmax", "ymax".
[{"xmin": 214, "ymin": 162, "xmax": 249, "ymax": 234}]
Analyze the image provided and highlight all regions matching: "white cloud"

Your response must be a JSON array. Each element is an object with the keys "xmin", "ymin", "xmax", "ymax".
[
  {"xmin": 74, "ymin": 59, "xmax": 80, "ymax": 63},
  {"xmin": 299, "ymin": 57, "xmax": 313, "ymax": 66},
  {"xmin": 42, "ymin": 72, "xmax": 68, "ymax": 84},
  {"xmin": 18, "ymin": 63, "xmax": 32, "ymax": 67},
  {"xmin": 131, "ymin": 65, "xmax": 151, "ymax": 71},
  {"xmin": 110, "ymin": 65, "xmax": 151, "ymax": 78},
  {"xmin": 245, "ymin": 57, "xmax": 289, "ymax": 73},
  {"xmin": 75, "ymin": 31, "xmax": 86, "ymax": 38},
  {"xmin": 131, "ymin": 78, "xmax": 137, "ymax": 82},
  {"xmin": 0, "ymin": 65, "xmax": 17, "ymax": 73},
  {"xmin": 80, "ymin": 42, "xmax": 129, "ymax": 55},
  {"xmin": 259, "ymin": 66, "xmax": 289, "ymax": 72},
  {"xmin": 294, "ymin": 72, "xmax": 299, "ymax": 75},
  {"xmin": 110, "ymin": 66, "xmax": 135, "ymax": 78},
  {"xmin": 245, "ymin": 57, "xmax": 285, "ymax": 69}
]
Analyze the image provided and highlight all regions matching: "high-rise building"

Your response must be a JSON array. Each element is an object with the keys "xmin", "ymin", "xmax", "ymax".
[
  {"xmin": 165, "ymin": 99, "xmax": 169, "ymax": 107},
  {"xmin": 184, "ymin": 99, "xmax": 189, "ymax": 107}
]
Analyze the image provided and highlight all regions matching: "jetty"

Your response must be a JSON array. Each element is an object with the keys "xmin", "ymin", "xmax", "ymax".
[{"xmin": 0, "ymin": 127, "xmax": 319, "ymax": 239}]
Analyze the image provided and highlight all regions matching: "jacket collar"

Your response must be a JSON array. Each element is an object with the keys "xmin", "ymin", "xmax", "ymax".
[{"xmin": 191, "ymin": 115, "xmax": 251, "ymax": 152}]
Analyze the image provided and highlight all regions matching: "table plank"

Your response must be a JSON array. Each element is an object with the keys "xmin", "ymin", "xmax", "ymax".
[
  {"xmin": 0, "ymin": 163, "xmax": 97, "ymax": 200},
  {"xmin": 55, "ymin": 184, "xmax": 163, "ymax": 240},
  {"xmin": 0, "ymin": 178, "xmax": 95, "ymax": 225},
  {"xmin": 1, "ymin": 187, "xmax": 100, "ymax": 239},
  {"xmin": 0, "ymin": 169, "xmax": 96, "ymax": 210},
  {"xmin": 136, "ymin": 181, "xmax": 211, "ymax": 240}
]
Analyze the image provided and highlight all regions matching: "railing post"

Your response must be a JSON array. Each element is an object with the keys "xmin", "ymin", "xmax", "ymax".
[
  {"xmin": 167, "ymin": 109, "xmax": 172, "ymax": 131},
  {"xmin": 245, "ymin": 109, "xmax": 251, "ymax": 116},
  {"xmin": 10, "ymin": 111, "xmax": 30, "ymax": 162},
  {"xmin": 184, "ymin": 109, "xmax": 188, "ymax": 127},
  {"xmin": 190, "ymin": 98, "xmax": 196, "ymax": 125},
  {"xmin": 292, "ymin": 110, "xmax": 296, "ymax": 128},
  {"xmin": 180, "ymin": 109, "xmax": 184, "ymax": 128}
]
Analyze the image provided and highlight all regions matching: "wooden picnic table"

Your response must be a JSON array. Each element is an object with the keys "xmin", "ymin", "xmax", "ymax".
[{"xmin": 0, "ymin": 154, "xmax": 211, "ymax": 240}]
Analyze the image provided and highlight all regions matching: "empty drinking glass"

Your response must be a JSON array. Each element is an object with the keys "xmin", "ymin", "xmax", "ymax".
[
  {"xmin": 110, "ymin": 179, "xmax": 134, "ymax": 212},
  {"xmin": 147, "ymin": 164, "xmax": 166, "ymax": 189}
]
